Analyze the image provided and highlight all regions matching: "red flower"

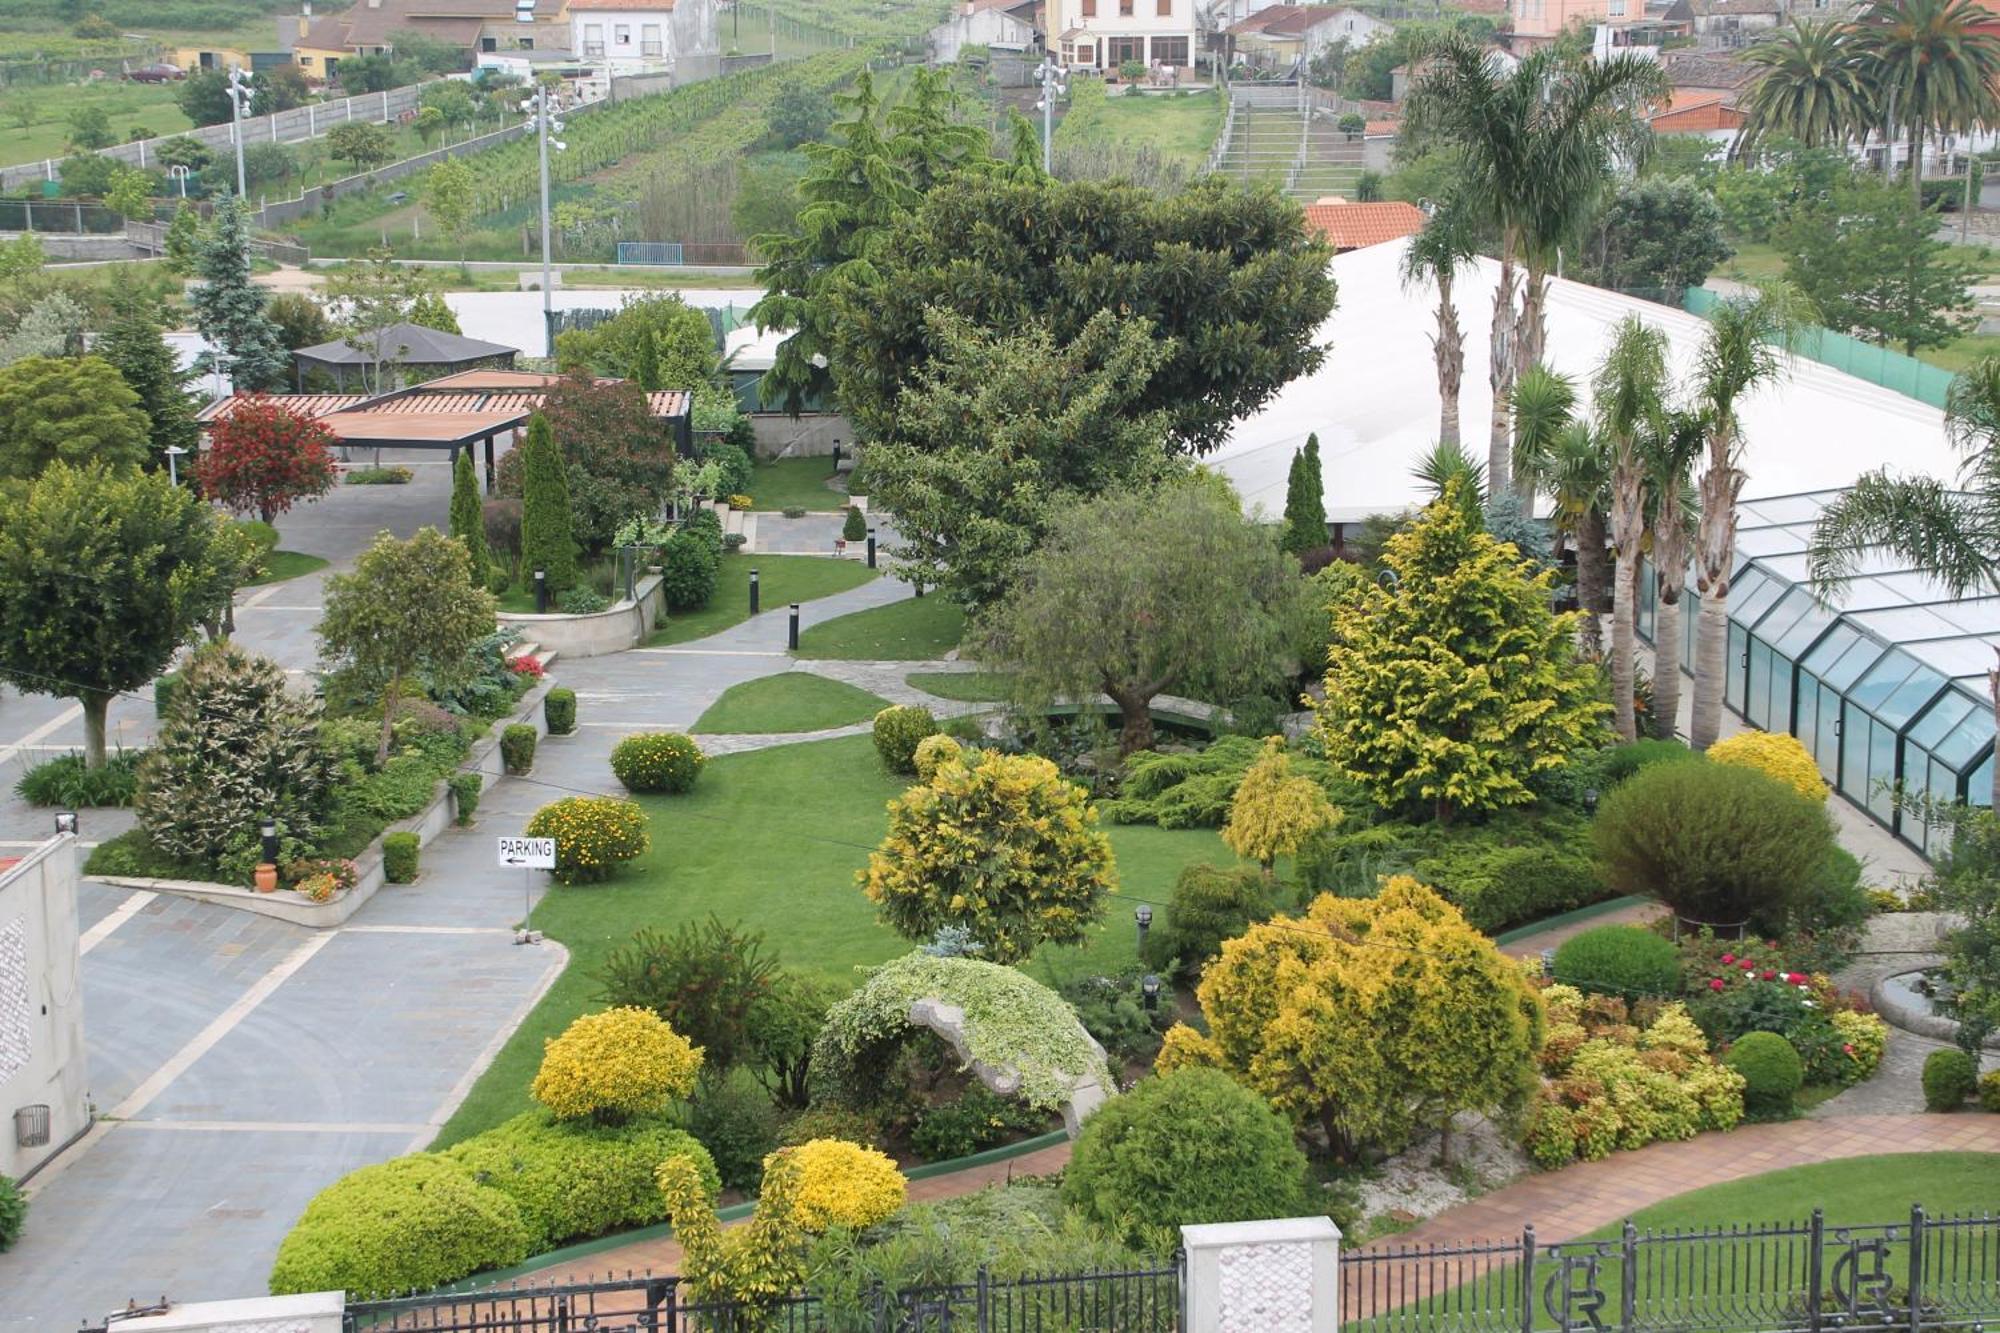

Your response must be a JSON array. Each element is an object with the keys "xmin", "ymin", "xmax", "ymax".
[
  {"xmin": 1842, "ymin": 1043, "xmax": 1856, "ymax": 1056},
  {"xmin": 1785, "ymin": 972, "xmax": 1806, "ymax": 985},
  {"xmin": 1710, "ymin": 978, "xmax": 1725, "ymax": 991},
  {"xmin": 1761, "ymin": 970, "xmax": 1777, "ymax": 981},
  {"xmin": 1720, "ymin": 953, "xmax": 1736, "ymax": 965}
]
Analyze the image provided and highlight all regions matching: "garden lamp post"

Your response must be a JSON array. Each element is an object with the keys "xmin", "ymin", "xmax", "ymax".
[
  {"xmin": 1141, "ymin": 974, "xmax": 1161, "ymax": 1012},
  {"xmin": 163, "ymin": 445, "xmax": 187, "ymax": 487},
  {"xmin": 259, "ymin": 817, "xmax": 279, "ymax": 866},
  {"xmin": 522, "ymin": 85, "xmax": 566, "ymax": 356},
  {"xmin": 1584, "ymin": 787, "xmax": 1599, "ymax": 815},
  {"xmin": 227, "ymin": 67, "xmax": 255, "ymax": 198},
  {"xmin": 168, "ymin": 164, "xmax": 191, "ymax": 198},
  {"xmin": 53, "ymin": 811, "xmax": 77, "ymax": 836},
  {"xmin": 1033, "ymin": 59, "xmax": 1067, "ymax": 176},
  {"xmin": 1135, "ymin": 904, "xmax": 1152, "ymax": 956}
]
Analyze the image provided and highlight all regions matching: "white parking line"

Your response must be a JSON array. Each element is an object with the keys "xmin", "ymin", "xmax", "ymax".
[
  {"xmin": 629, "ymin": 648, "xmax": 787, "ymax": 657},
  {"xmin": 120, "ymin": 1119, "xmax": 430, "ymax": 1135},
  {"xmin": 0, "ymin": 702, "xmax": 81, "ymax": 767},
  {"xmin": 79, "ymin": 891, "xmax": 156, "ymax": 956}
]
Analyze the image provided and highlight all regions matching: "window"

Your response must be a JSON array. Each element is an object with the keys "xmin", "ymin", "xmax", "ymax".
[
  {"xmin": 641, "ymin": 22, "xmax": 662, "ymax": 55},
  {"xmin": 583, "ymin": 22, "xmax": 604, "ymax": 55},
  {"xmin": 519, "ymin": 36, "xmax": 533, "ymax": 48},
  {"xmin": 1607, "ymin": 0, "xmax": 1625, "ymax": 14},
  {"xmin": 1076, "ymin": 41, "xmax": 1096, "ymax": 63},
  {"xmin": 1108, "ymin": 35, "xmax": 1143, "ymax": 63},
  {"xmin": 1151, "ymin": 34, "xmax": 1188, "ymax": 64},
  {"xmin": 1156, "ymin": 0, "xmax": 1170, "ymax": 13},
  {"xmin": 1119, "ymin": 0, "xmax": 1133, "ymax": 14},
  {"xmin": 1082, "ymin": 0, "xmax": 1095, "ymax": 16},
  {"xmin": 480, "ymin": 35, "xmax": 497, "ymax": 51},
  {"xmin": 614, "ymin": 23, "xmax": 631, "ymax": 44}
]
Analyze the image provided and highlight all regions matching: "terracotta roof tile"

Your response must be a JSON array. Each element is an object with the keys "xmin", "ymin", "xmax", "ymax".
[{"xmin": 1302, "ymin": 200, "xmax": 1424, "ymax": 251}]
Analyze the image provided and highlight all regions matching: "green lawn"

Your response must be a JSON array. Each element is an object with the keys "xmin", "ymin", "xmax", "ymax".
[
  {"xmin": 694, "ymin": 672, "xmax": 890, "ymax": 733},
  {"xmin": 795, "ymin": 594, "xmax": 965, "ymax": 661},
  {"xmin": 645, "ymin": 553, "xmax": 877, "ymax": 647},
  {"xmin": 1593, "ymin": 1153, "xmax": 2000, "ymax": 1234},
  {"xmin": 247, "ymin": 550, "xmax": 328, "ymax": 586},
  {"xmin": 0, "ymin": 81, "xmax": 192, "ymax": 168},
  {"xmin": 749, "ymin": 457, "xmax": 851, "ymax": 512},
  {"xmin": 1054, "ymin": 87, "xmax": 1223, "ymax": 172},
  {"xmin": 433, "ymin": 733, "xmax": 1236, "ymax": 1145},
  {"xmin": 906, "ymin": 670, "xmax": 1014, "ymax": 702}
]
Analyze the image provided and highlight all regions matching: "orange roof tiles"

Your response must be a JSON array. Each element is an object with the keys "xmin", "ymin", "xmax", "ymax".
[{"xmin": 1302, "ymin": 200, "xmax": 1425, "ymax": 252}]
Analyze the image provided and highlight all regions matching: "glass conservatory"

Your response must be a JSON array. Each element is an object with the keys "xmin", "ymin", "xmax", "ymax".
[{"xmin": 1637, "ymin": 489, "xmax": 1997, "ymax": 858}]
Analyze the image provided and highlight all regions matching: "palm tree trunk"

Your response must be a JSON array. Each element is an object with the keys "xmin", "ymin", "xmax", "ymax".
[
  {"xmin": 1612, "ymin": 547, "xmax": 1638, "ymax": 742},
  {"xmin": 1575, "ymin": 507, "xmax": 1609, "ymax": 661},
  {"xmin": 1911, "ymin": 121, "xmax": 1925, "ymax": 211},
  {"xmin": 1436, "ymin": 271, "xmax": 1463, "ymax": 448},
  {"xmin": 1653, "ymin": 590, "xmax": 1683, "ymax": 740},
  {"xmin": 1689, "ymin": 454, "xmax": 1744, "ymax": 751},
  {"xmin": 1489, "ymin": 236, "xmax": 1520, "ymax": 492},
  {"xmin": 1691, "ymin": 589, "xmax": 1731, "ymax": 752},
  {"xmin": 1514, "ymin": 265, "xmax": 1549, "ymax": 500}
]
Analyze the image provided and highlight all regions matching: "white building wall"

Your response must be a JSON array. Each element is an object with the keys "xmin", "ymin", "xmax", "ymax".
[
  {"xmin": 572, "ymin": 4, "xmax": 679, "ymax": 68},
  {"xmin": 1053, "ymin": 0, "xmax": 1198, "ymax": 68},
  {"xmin": 0, "ymin": 835, "xmax": 87, "ymax": 1183}
]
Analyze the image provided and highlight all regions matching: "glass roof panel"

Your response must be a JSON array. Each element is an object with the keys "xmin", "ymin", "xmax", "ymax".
[
  {"xmin": 1880, "ymin": 669, "xmax": 1948, "ymax": 727},
  {"xmin": 1753, "ymin": 590, "xmax": 1816, "ymax": 648},
  {"xmin": 1803, "ymin": 624, "xmax": 1864, "ymax": 676},
  {"xmin": 1935, "ymin": 697, "xmax": 1995, "ymax": 768},
  {"xmin": 1773, "ymin": 596, "xmax": 1840, "ymax": 656},
  {"xmin": 1737, "ymin": 494, "xmax": 1832, "ymax": 527},
  {"xmin": 1824, "ymin": 635, "xmax": 1890, "ymax": 690},
  {"xmin": 1849, "ymin": 650, "xmax": 1922, "ymax": 712},
  {"xmin": 1909, "ymin": 692, "xmax": 1977, "ymax": 750},
  {"xmin": 1731, "ymin": 573, "xmax": 1787, "ymax": 625}
]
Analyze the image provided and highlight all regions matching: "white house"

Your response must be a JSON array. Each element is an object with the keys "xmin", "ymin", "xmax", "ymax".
[
  {"xmin": 930, "ymin": 0, "xmax": 1040, "ymax": 63},
  {"xmin": 1053, "ymin": 0, "xmax": 1198, "ymax": 72},
  {"xmin": 570, "ymin": 0, "xmax": 716, "ymax": 71}
]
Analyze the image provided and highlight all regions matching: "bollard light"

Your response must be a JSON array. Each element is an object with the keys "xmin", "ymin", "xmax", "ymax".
[
  {"xmin": 788, "ymin": 603, "xmax": 800, "ymax": 651},
  {"xmin": 1584, "ymin": 787, "xmax": 1600, "ymax": 815},
  {"xmin": 1135, "ymin": 904, "xmax": 1152, "ymax": 955},
  {"xmin": 866, "ymin": 528, "xmax": 877, "ymax": 570},
  {"xmin": 749, "ymin": 567, "xmax": 760, "ymax": 615},
  {"xmin": 260, "ymin": 817, "xmax": 279, "ymax": 864},
  {"xmin": 533, "ymin": 568, "xmax": 548, "ymax": 614},
  {"xmin": 1141, "ymin": 974, "xmax": 1161, "ymax": 1012},
  {"xmin": 53, "ymin": 811, "xmax": 78, "ymax": 836}
]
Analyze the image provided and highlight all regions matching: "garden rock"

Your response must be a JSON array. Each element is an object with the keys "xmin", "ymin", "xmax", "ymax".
[{"xmin": 906, "ymin": 995, "xmax": 1110, "ymax": 1136}]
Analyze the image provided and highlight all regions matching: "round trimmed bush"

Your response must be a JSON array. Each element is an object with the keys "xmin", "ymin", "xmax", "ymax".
[
  {"xmin": 444, "ymin": 1112, "xmax": 719, "ymax": 1251},
  {"xmin": 872, "ymin": 704, "xmax": 937, "ymax": 775},
  {"xmin": 780, "ymin": 1138, "xmax": 906, "ymax": 1232},
  {"xmin": 842, "ymin": 505, "xmax": 868, "ymax": 543},
  {"xmin": 544, "ymin": 686, "xmax": 577, "ymax": 735},
  {"xmin": 1707, "ymin": 729, "xmax": 1827, "ymax": 802},
  {"xmin": 1923, "ymin": 1048, "xmax": 1978, "ymax": 1111},
  {"xmin": 531, "ymin": 1006, "xmax": 703, "ymax": 1123},
  {"xmin": 912, "ymin": 732, "xmax": 963, "ymax": 781},
  {"xmin": 610, "ymin": 732, "xmax": 706, "ymax": 794},
  {"xmin": 1550, "ymin": 925, "xmax": 1681, "ymax": 999},
  {"xmin": 1149, "ymin": 862, "xmax": 1272, "ymax": 980},
  {"xmin": 267, "ymin": 1154, "xmax": 530, "ymax": 1298},
  {"xmin": 660, "ymin": 528, "xmax": 720, "ymax": 612},
  {"xmin": 1725, "ymin": 1032, "xmax": 1803, "ymax": 1118},
  {"xmin": 1062, "ymin": 1067, "xmax": 1310, "ymax": 1249},
  {"xmin": 523, "ymin": 795, "xmax": 649, "ymax": 884}
]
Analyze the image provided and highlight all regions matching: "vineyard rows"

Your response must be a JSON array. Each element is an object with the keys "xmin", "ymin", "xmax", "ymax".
[{"xmin": 734, "ymin": 0, "xmax": 953, "ymax": 43}]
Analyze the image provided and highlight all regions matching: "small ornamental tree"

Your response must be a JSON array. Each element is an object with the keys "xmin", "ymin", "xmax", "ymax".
[
  {"xmin": 0, "ymin": 355, "xmax": 150, "ymax": 479},
  {"xmin": 327, "ymin": 120, "xmax": 394, "ymax": 173},
  {"xmin": 859, "ymin": 751, "xmax": 1116, "ymax": 963},
  {"xmin": 517, "ymin": 412, "xmax": 579, "ymax": 590},
  {"xmin": 448, "ymin": 450, "xmax": 491, "ymax": 588},
  {"xmin": 196, "ymin": 395, "xmax": 340, "ymax": 522},
  {"xmin": 1221, "ymin": 737, "xmax": 1340, "ymax": 872},
  {"xmin": 1282, "ymin": 433, "xmax": 1327, "ymax": 555},
  {"xmin": 318, "ymin": 527, "xmax": 498, "ymax": 764},
  {"xmin": 1158, "ymin": 877, "xmax": 1543, "ymax": 1161},
  {"xmin": 1313, "ymin": 483, "xmax": 1608, "ymax": 820},
  {"xmin": 0, "ymin": 463, "xmax": 237, "ymax": 768}
]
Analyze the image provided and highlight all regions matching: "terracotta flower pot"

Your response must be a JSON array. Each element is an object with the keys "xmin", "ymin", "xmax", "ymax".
[{"xmin": 254, "ymin": 862, "xmax": 278, "ymax": 894}]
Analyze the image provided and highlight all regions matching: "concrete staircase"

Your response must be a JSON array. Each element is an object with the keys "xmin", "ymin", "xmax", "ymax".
[
  {"xmin": 1288, "ymin": 111, "xmax": 1367, "ymax": 202},
  {"xmin": 1206, "ymin": 83, "xmax": 1369, "ymax": 202}
]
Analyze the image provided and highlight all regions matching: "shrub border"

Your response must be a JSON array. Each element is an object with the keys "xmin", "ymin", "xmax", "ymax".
[{"xmin": 94, "ymin": 675, "xmax": 558, "ymax": 927}]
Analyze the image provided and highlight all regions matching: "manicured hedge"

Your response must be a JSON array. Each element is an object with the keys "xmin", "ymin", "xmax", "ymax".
[{"xmin": 1551, "ymin": 925, "xmax": 1681, "ymax": 998}]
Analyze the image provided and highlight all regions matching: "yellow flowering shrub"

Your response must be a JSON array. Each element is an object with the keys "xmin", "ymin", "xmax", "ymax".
[
  {"xmin": 777, "ymin": 1138, "xmax": 905, "ymax": 1232},
  {"xmin": 523, "ymin": 795, "xmax": 650, "ymax": 884},
  {"xmin": 1706, "ymin": 730, "xmax": 1828, "ymax": 802},
  {"xmin": 912, "ymin": 733, "xmax": 963, "ymax": 782},
  {"xmin": 531, "ymin": 1006, "xmax": 703, "ymax": 1123},
  {"xmin": 1831, "ymin": 1009, "xmax": 1888, "ymax": 1082},
  {"xmin": 1220, "ymin": 737, "xmax": 1340, "ymax": 870},
  {"xmin": 859, "ymin": 751, "xmax": 1115, "ymax": 963}
]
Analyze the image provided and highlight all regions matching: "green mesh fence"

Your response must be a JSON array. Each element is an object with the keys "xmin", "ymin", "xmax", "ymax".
[{"xmin": 1682, "ymin": 287, "xmax": 1958, "ymax": 408}]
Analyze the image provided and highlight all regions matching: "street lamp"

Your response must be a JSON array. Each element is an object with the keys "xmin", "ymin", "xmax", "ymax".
[
  {"xmin": 1033, "ymin": 58, "xmax": 1067, "ymax": 175},
  {"xmin": 168, "ymin": 164, "xmax": 191, "ymax": 198},
  {"xmin": 1134, "ymin": 904, "xmax": 1152, "ymax": 956},
  {"xmin": 164, "ymin": 444, "xmax": 188, "ymax": 486},
  {"xmin": 53, "ymin": 811, "xmax": 77, "ymax": 836},
  {"xmin": 227, "ymin": 67, "xmax": 255, "ymax": 198},
  {"xmin": 521, "ymin": 85, "xmax": 566, "ymax": 356}
]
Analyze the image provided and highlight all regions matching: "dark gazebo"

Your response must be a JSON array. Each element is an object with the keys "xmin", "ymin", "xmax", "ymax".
[{"xmin": 292, "ymin": 323, "xmax": 519, "ymax": 391}]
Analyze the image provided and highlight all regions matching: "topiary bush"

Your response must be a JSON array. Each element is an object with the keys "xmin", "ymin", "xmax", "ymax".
[
  {"xmin": 501, "ymin": 723, "xmax": 537, "ymax": 775},
  {"xmin": 443, "ymin": 1112, "xmax": 718, "ymax": 1251},
  {"xmin": 1148, "ymin": 863, "xmax": 1273, "ymax": 980},
  {"xmin": 872, "ymin": 705, "xmax": 937, "ymax": 775},
  {"xmin": 660, "ymin": 528, "xmax": 720, "ymax": 612},
  {"xmin": 843, "ymin": 505, "xmax": 867, "ymax": 543},
  {"xmin": 1706, "ymin": 730, "xmax": 1828, "ymax": 802},
  {"xmin": 531, "ymin": 1006, "xmax": 703, "ymax": 1123},
  {"xmin": 267, "ymin": 1154, "xmax": 531, "ymax": 1298},
  {"xmin": 545, "ymin": 686, "xmax": 577, "ymax": 735},
  {"xmin": 1551, "ymin": 925, "xmax": 1682, "ymax": 999},
  {"xmin": 1062, "ymin": 1067, "xmax": 1310, "ymax": 1251},
  {"xmin": 1724, "ymin": 1031, "xmax": 1803, "ymax": 1119},
  {"xmin": 0, "ymin": 1174, "xmax": 23, "ymax": 1253},
  {"xmin": 381, "ymin": 831, "xmax": 420, "ymax": 884},
  {"xmin": 1414, "ymin": 842, "xmax": 1608, "ymax": 935},
  {"xmin": 1923, "ymin": 1048, "xmax": 1978, "ymax": 1111},
  {"xmin": 448, "ymin": 771, "xmax": 482, "ymax": 825},
  {"xmin": 523, "ymin": 795, "xmax": 649, "ymax": 884},
  {"xmin": 1593, "ymin": 761, "xmax": 1837, "ymax": 934},
  {"xmin": 912, "ymin": 732, "xmax": 963, "ymax": 781},
  {"xmin": 610, "ymin": 732, "xmax": 706, "ymax": 794},
  {"xmin": 783, "ymin": 1138, "xmax": 906, "ymax": 1232}
]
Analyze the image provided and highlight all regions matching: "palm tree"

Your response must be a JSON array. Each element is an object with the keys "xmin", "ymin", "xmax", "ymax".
[
  {"xmin": 1515, "ymin": 366, "xmax": 1612, "ymax": 661},
  {"xmin": 1687, "ymin": 294, "xmax": 1794, "ymax": 751},
  {"xmin": 1402, "ymin": 198, "xmax": 1479, "ymax": 448},
  {"xmin": 1852, "ymin": 0, "xmax": 2000, "ymax": 207},
  {"xmin": 1595, "ymin": 316, "xmax": 1671, "ymax": 742},
  {"xmin": 1809, "ymin": 357, "xmax": 2000, "ymax": 807},
  {"xmin": 1736, "ymin": 20, "xmax": 1877, "ymax": 159},
  {"xmin": 1411, "ymin": 437, "xmax": 1487, "ymax": 524},
  {"xmin": 1406, "ymin": 37, "xmax": 1667, "ymax": 493},
  {"xmin": 1643, "ymin": 408, "xmax": 1706, "ymax": 740}
]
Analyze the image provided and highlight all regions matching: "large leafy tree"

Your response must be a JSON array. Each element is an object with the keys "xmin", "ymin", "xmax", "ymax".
[
  {"xmin": 1405, "ymin": 36, "xmax": 1665, "ymax": 491},
  {"xmin": 318, "ymin": 527, "xmax": 497, "ymax": 764},
  {"xmin": 1808, "ymin": 356, "xmax": 2000, "ymax": 806},
  {"xmin": 535, "ymin": 372, "xmax": 676, "ymax": 555},
  {"xmin": 1736, "ymin": 21, "xmax": 1876, "ymax": 157},
  {"xmin": 0, "ymin": 463, "xmax": 238, "ymax": 767},
  {"xmin": 1575, "ymin": 178, "xmax": 1733, "ymax": 296},
  {"xmin": 975, "ymin": 476, "xmax": 1304, "ymax": 755},
  {"xmin": 0, "ymin": 354, "xmax": 149, "ymax": 479},
  {"xmin": 552, "ymin": 294, "xmax": 717, "ymax": 390},
  {"xmin": 1596, "ymin": 315, "xmax": 1671, "ymax": 743},
  {"xmin": 95, "ymin": 303, "xmax": 200, "ymax": 469},
  {"xmin": 827, "ymin": 174, "xmax": 1334, "ymax": 455},
  {"xmin": 1852, "ymin": 0, "xmax": 2000, "ymax": 205},
  {"xmin": 861, "ymin": 308, "xmax": 1175, "ymax": 606},
  {"xmin": 1158, "ymin": 878, "xmax": 1543, "ymax": 1162},
  {"xmin": 189, "ymin": 198, "xmax": 290, "ymax": 393},
  {"xmin": 1313, "ymin": 482, "xmax": 1608, "ymax": 819},
  {"xmin": 197, "ymin": 396, "xmax": 340, "ymax": 522}
]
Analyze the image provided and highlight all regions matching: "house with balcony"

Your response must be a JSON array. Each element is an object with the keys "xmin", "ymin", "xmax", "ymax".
[
  {"xmin": 1227, "ymin": 6, "xmax": 1388, "ymax": 71},
  {"xmin": 285, "ymin": 0, "xmax": 573, "ymax": 81},
  {"xmin": 1053, "ymin": 0, "xmax": 1197, "ymax": 74},
  {"xmin": 1509, "ymin": 0, "xmax": 1639, "ymax": 47},
  {"xmin": 571, "ymin": 0, "xmax": 717, "ymax": 71}
]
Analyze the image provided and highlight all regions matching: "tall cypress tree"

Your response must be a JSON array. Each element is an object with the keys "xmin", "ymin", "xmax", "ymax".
[
  {"xmin": 188, "ymin": 197, "xmax": 290, "ymax": 393},
  {"xmin": 449, "ymin": 449, "xmax": 491, "ymax": 589},
  {"xmin": 517, "ymin": 413, "xmax": 577, "ymax": 590},
  {"xmin": 1282, "ymin": 435, "xmax": 1326, "ymax": 555},
  {"xmin": 97, "ymin": 303, "xmax": 200, "ymax": 469}
]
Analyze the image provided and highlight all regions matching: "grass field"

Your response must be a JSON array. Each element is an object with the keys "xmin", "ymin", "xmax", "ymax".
[
  {"xmin": 1597, "ymin": 1153, "xmax": 2000, "ymax": 1233},
  {"xmin": 749, "ymin": 457, "xmax": 850, "ymax": 512},
  {"xmin": 795, "ymin": 595, "xmax": 966, "ymax": 661},
  {"xmin": 905, "ymin": 671, "xmax": 1013, "ymax": 702},
  {"xmin": 0, "ymin": 81, "xmax": 192, "ymax": 167},
  {"xmin": 247, "ymin": 550, "xmax": 328, "ymax": 586},
  {"xmin": 693, "ymin": 672, "xmax": 890, "ymax": 733},
  {"xmin": 645, "ymin": 553, "xmax": 877, "ymax": 647},
  {"xmin": 1053, "ymin": 85, "xmax": 1223, "ymax": 172},
  {"xmin": 432, "ymin": 732, "xmax": 1239, "ymax": 1144}
]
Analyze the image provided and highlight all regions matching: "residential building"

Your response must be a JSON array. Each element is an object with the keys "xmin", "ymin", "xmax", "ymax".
[
  {"xmin": 1052, "ymin": 0, "xmax": 1197, "ymax": 73},
  {"xmin": 571, "ymin": 0, "xmax": 718, "ymax": 71},
  {"xmin": 0, "ymin": 836, "xmax": 87, "ymax": 1185},
  {"xmin": 1647, "ymin": 87, "xmax": 1745, "ymax": 135},
  {"xmin": 286, "ymin": 0, "xmax": 573, "ymax": 82},
  {"xmin": 1302, "ymin": 198, "xmax": 1424, "ymax": 252},
  {"xmin": 930, "ymin": 0, "xmax": 1041, "ymax": 63},
  {"xmin": 1676, "ymin": 0, "xmax": 1785, "ymax": 45},
  {"xmin": 1227, "ymin": 5, "xmax": 1388, "ymax": 70},
  {"xmin": 1510, "ymin": 0, "xmax": 1639, "ymax": 45}
]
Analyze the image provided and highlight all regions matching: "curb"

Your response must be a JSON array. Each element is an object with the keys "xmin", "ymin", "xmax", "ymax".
[{"xmin": 1493, "ymin": 895, "xmax": 1647, "ymax": 947}]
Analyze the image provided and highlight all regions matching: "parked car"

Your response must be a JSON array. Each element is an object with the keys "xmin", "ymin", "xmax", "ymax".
[{"xmin": 126, "ymin": 64, "xmax": 185, "ymax": 83}]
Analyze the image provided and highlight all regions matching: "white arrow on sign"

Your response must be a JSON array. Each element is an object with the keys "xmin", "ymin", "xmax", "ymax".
[{"xmin": 497, "ymin": 836, "xmax": 557, "ymax": 870}]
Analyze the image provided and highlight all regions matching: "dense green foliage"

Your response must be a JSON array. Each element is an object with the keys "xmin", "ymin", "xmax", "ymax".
[
  {"xmin": 0, "ymin": 354, "xmax": 149, "ymax": 479},
  {"xmin": 871, "ymin": 705, "xmax": 937, "ymax": 774},
  {"xmin": 1724, "ymin": 1031, "xmax": 1803, "ymax": 1118},
  {"xmin": 610, "ymin": 732, "xmax": 706, "ymax": 794},
  {"xmin": 517, "ymin": 414, "xmax": 578, "ymax": 591},
  {"xmin": 545, "ymin": 687, "xmax": 577, "ymax": 735},
  {"xmin": 0, "ymin": 1174, "xmax": 24, "ymax": 1253},
  {"xmin": 381, "ymin": 832, "xmax": 420, "ymax": 884},
  {"xmin": 1552, "ymin": 925, "xmax": 1683, "ymax": 999},
  {"xmin": 15, "ymin": 749, "xmax": 142, "ymax": 808},
  {"xmin": 1146, "ymin": 863, "xmax": 1273, "ymax": 980},
  {"xmin": 1923, "ymin": 1048, "xmax": 1978, "ymax": 1110},
  {"xmin": 501, "ymin": 724, "xmax": 537, "ymax": 775}
]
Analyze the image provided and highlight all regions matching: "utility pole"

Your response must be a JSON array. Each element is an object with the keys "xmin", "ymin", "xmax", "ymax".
[
  {"xmin": 524, "ymin": 84, "xmax": 566, "ymax": 356},
  {"xmin": 1035, "ymin": 57, "xmax": 1067, "ymax": 175},
  {"xmin": 227, "ymin": 66, "xmax": 255, "ymax": 198}
]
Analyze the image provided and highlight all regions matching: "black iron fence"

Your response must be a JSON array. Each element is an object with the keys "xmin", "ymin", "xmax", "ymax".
[{"xmin": 1342, "ymin": 1207, "xmax": 2000, "ymax": 1333}]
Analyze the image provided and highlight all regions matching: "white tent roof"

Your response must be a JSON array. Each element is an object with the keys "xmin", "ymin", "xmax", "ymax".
[{"xmin": 1208, "ymin": 238, "xmax": 1960, "ymax": 524}]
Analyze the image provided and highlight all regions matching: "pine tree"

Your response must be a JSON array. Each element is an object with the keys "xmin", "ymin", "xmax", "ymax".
[
  {"xmin": 1282, "ymin": 434, "xmax": 1326, "ymax": 555},
  {"xmin": 517, "ymin": 413, "xmax": 577, "ymax": 590},
  {"xmin": 162, "ymin": 200, "xmax": 203, "ymax": 275},
  {"xmin": 96, "ymin": 304, "xmax": 200, "ymax": 467},
  {"xmin": 449, "ymin": 449, "xmax": 491, "ymax": 589},
  {"xmin": 189, "ymin": 198, "xmax": 290, "ymax": 392}
]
